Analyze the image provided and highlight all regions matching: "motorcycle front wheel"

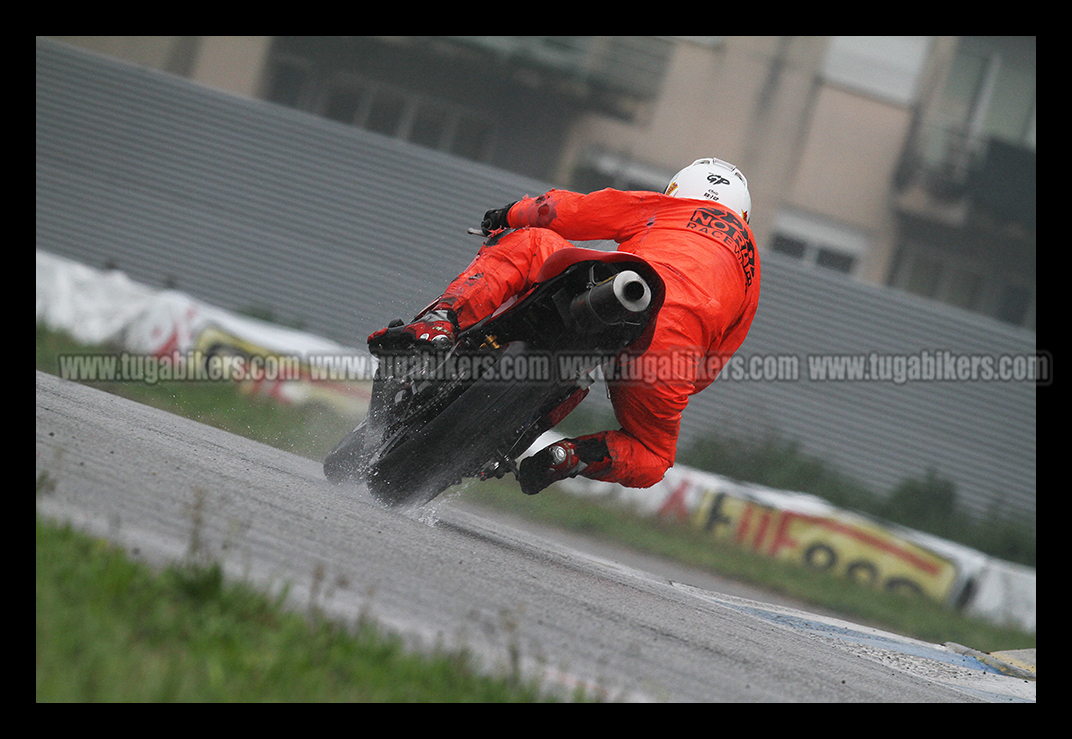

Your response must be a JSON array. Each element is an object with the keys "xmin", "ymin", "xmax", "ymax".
[{"xmin": 365, "ymin": 342, "xmax": 559, "ymax": 507}]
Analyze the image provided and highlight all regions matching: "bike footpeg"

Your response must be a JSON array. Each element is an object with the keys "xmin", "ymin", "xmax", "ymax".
[{"xmin": 479, "ymin": 455, "xmax": 519, "ymax": 481}]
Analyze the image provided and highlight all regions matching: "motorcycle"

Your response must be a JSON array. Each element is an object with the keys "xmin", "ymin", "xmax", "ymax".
[{"xmin": 323, "ymin": 231, "xmax": 665, "ymax": 508}]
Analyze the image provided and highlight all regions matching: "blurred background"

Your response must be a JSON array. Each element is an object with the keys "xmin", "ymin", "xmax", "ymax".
[
  {"xmin": 36, "ymin": 36, "xmax": 1036, "ymax": 545},
  {"xmin": 45, "ymin": 35, "xmax": 1035, "ymax": 327}
]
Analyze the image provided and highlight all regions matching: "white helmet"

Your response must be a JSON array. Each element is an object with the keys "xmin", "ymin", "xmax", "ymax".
[{"xmin": 665, "ymin": 157, "xmax": 751, "ymax": 223}]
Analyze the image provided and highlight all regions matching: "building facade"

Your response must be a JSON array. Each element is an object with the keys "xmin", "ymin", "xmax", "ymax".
[{"xmin": 49, "ymin": 35, "xmax": 1034, "ymax": 331}]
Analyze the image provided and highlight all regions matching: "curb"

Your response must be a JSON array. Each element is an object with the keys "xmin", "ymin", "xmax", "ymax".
[{"xmin": 945, "ymin": 643, "xmax": 1036, "ymax": 680}]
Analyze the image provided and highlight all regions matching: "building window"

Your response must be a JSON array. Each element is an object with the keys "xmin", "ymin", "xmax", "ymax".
[
  {"xmin": 770, "ymin": 234, "xmax": 807, "ymax": 259},
  {"xmin": 770, "ymin": 238, "xmax": 857, "ymax": 274},
  {"xmin": 905, "ymin": 36, "xmax": 1036, "ymax": 216},
  {"xmin": 771, "ymin": 208, "xmax": 867, "ymax": 276},
  {"xmin": 822, "ymin": 36, "xmax": 931, "ymax": 106},
  {"xmin": 264, "ymin": 57, "xmax": 496, "ymax": 163},
  {"xmin": 323, "ymin": 83, "xmax": 364, "ymax": 124},
  {"xmin": 407, "ymin": 102, "xmax": 443, "ymax": 148},
  {"xmin": 891, "ymin": 244, "xmax": 1035, "ymax": 329},
  {"xmin": 364, "ymin": 87, "xmax": 408, "ymax": 137},
  {"xmin": 451, "ymin": 114, "xmax": 495, "ymax": 160},
  {"xmin": 815, "ymin": 248, "xmax": 857, "ymax": 274},
  {"xmin": 264, "ymin": 56, "xmax": 313, "ymax": 109}
]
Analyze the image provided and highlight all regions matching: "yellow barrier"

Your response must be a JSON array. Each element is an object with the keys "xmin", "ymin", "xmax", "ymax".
[{"xmin": 657, "ymin": 478, "xmax": 959, "ymax": 602}]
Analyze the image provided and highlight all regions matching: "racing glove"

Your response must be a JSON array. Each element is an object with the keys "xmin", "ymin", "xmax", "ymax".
[{"xmin": 481, "ymin": 202, "xmax": 516, "ymax": 236}]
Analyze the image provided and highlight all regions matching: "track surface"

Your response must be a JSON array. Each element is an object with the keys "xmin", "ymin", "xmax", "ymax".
[{"xmin": 36, "ymin": 372, "xmax": 1034, "ymax": 702}]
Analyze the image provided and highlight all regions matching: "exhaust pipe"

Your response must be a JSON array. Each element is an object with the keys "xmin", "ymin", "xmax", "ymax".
[{"xmin": 569, "ymin": 270, "xmax": 652, "ymax": 332}]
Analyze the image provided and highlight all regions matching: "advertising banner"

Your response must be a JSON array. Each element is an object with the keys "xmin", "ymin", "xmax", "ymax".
[{"xmin": 659, "ymin": 477, "xmax": 959, "ymax": 601}]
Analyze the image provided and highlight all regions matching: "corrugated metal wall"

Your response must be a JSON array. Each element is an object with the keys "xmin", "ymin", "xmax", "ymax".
[{"xmin": 35, "ymin": 38, "xmax": 1036, "ymax": 527}]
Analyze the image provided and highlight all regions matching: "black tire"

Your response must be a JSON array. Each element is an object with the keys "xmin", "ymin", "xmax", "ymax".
[{"xmin": 367, "ymin": 343, "xmax": 558, "ymax": 507}]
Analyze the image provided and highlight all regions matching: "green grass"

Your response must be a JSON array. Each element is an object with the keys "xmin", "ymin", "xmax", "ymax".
[
  {"xmin": 35, "ymin": 324, "xmax": 355, "ymax": 461},
  {"xmin": 36, "ymin": 324, "xmax": 1034, "ymax": 700},
  {"xmin": 36, "ymin": 516, "xmax": 567, "ymax": 702}
]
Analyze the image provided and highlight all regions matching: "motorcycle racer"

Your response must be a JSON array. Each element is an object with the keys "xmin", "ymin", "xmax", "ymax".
[{"xmin": 368, "ymin": 158, "xmax": 761, "ymax": 495}]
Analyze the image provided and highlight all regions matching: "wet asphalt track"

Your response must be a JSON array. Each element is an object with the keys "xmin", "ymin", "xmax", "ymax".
[{"xmin": 36, "ymin": 371, "xmax": 1034, "ymax": 702}]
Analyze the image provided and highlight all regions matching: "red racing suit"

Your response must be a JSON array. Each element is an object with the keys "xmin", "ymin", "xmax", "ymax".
[{"xmin": 435, "ymin": 188, "xmax": 761, "ymax": 488}]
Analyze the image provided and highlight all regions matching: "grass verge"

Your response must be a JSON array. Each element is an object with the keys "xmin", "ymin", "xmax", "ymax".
[{"xmin": 36, "ymin": 516, "xmax": 567, "ymax": 702}]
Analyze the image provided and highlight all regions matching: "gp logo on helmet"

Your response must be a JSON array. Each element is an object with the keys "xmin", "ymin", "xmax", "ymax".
[{"xmin": 707, "ymin": 174, "xmax": 731, "ymax": 186}]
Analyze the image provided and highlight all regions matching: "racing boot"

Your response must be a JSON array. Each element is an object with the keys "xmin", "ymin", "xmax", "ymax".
[
  {"xmin": 368, "ymin": 308, "xmax": 457, "ymax": 353},
  {"xmin": 518, "ymin": 436, "xmax": 611, "ymax": 496}
]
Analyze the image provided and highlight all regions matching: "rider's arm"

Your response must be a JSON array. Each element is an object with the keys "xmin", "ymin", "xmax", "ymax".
[{"xmin": 507, "ymin": 189, "xmax": 663, "ymax": 243}]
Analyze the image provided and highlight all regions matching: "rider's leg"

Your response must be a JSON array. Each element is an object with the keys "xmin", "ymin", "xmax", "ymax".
[
  {"xmin": 436, "ymin": 228, "xmax": 576, "ymax": 331},
  {"xmin": 519, "ymin": 314, "xmax": 705, "ymax": 493},
  {"xmin": 368, "ymin": 228, "xmax": 574, "ymax": 350},
  {"xmin": 518, "ymin": 391, "xmax": 679, "ymax": 495}
]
